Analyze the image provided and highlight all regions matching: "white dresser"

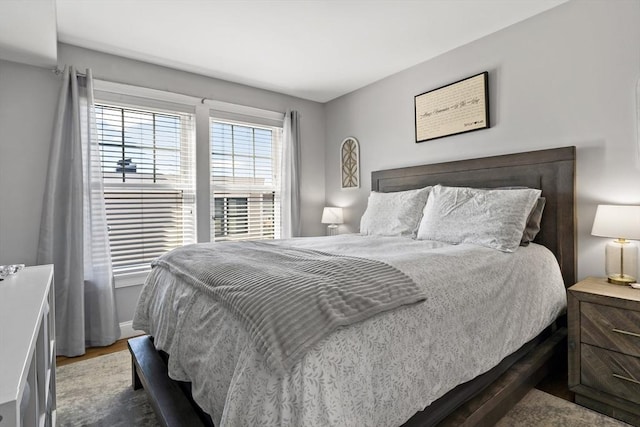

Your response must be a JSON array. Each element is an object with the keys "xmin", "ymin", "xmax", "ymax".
[{"xmin": 0, "ymin": 265, "xmax": 56, "ymax": 427}]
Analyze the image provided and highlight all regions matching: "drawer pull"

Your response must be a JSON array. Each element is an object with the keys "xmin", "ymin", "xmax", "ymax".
[
  {"xmin": 613, "ymin": 373, "xmax": 640, "ymax": 385},
  {"xmin": 612, "ymin": 328, "xmax": 640, "ymax": 339}
]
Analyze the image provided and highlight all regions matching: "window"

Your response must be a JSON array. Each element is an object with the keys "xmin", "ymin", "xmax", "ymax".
[
  {"xmin": 210, "ymin": 120, "xmax": 282, "ymax": 241},
  {"xmin": 96, "ymin": 103, "xmax": 196, "ymax": 274}
]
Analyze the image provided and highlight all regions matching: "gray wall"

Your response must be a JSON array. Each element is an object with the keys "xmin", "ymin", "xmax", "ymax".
[
  {"xmin": 324, "ymin": 0, "xmax": 640, "ymax": 281},
  {"xmin": 0, "ymin": 61, "xmax": 59, "ymax": 266},
  {"xmin": 0, "ymin": 44, "xmax": 326, "ymax": 326}
]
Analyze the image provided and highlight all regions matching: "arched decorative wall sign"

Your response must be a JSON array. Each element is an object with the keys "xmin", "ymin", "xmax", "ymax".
[{"xmin": 340, "ymin": 137, "xmax": 360, "ymax": 189}]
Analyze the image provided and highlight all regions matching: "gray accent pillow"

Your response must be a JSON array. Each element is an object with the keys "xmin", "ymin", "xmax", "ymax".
[
  {"xmin": 521, "ymin": 197, "xmax": 546, "ymax": 246},
  {"xmin": 360, "ymin": 187, "xmax": 432, "ymax": 236},
  {"xmin": 416, "ymin": 185, "xmax": 542, "ymax": 252}
]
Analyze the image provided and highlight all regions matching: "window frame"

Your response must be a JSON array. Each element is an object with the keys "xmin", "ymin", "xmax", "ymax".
[{"xmin": 92, "ymin": 80, "xmax": 286, "ymax": 288}]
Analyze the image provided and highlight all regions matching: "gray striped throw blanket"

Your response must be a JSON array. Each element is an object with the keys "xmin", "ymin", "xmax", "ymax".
[{"xmin": 152, "ymin": 241, "xmax": 426, "ymax": 372}]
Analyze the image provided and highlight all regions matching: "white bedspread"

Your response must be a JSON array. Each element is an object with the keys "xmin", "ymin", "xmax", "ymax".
[{"xmin": 133, "ymin": 235, "xmax": 567, "ymax": 427}]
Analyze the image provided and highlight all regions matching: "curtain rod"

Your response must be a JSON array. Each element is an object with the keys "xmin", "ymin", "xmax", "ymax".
[
  {"xmin": 53, "ymin": 68, "xmax": 223, "ymax": 105},
  {"xmin": 54, "ymin": 67, "xmax": 213, "ymax": 104},
  {"xmin": 53, "ymin": 66, "xmax": 88, "ymax": 77},
  {"xmin": 52, "ymin": 67, "xmax": 285, "ymax": 120}
]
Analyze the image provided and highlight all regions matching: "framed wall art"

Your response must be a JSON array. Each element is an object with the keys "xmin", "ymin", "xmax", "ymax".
[
  {"xmin": 415, "ymin": 71, "xmax": 490, "ymax": 143},
  {"xmin": 340, "ymin": 137, "xmax": 359, "ymax": 189}
]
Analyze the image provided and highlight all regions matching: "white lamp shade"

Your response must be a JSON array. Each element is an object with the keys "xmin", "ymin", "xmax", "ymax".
[
  {"xmin": 591, "ymin": 205, "xmax": 640, "ymax": 240},
  {"xmin": 321, "ymin": 207, "xmax": 344, "ymax": 225}
]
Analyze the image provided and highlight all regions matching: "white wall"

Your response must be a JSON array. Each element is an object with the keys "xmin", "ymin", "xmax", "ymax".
[
  {"xmin": 0, "ymin": 44, "xmax": 326, "ymax": 327},
  {"xmin": 324, "ymin": 0, "xmax": 640, "ymax": 281}
]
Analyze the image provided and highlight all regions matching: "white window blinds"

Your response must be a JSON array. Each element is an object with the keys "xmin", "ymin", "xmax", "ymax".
[
  {"xmin": 96, "ymin": 103, "xmax": 196, "ymax": 274},
  {"xmin": 210, "ymin": 119, "xmax": 282, "ymax": 241}
]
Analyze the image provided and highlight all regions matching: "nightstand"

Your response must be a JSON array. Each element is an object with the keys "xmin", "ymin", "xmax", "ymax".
[{"xmin": 568, "ymin": 277, "xmax": 640, "ymax": 426}]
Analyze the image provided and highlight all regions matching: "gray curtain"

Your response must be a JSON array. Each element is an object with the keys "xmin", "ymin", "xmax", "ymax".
[
  {"xmin": 281, "ymin": 110, "xmax": 301, "ymax": 237},
  {"xmin": 37, "ymin": 67, "xmax": 119, "ymax": 356}
]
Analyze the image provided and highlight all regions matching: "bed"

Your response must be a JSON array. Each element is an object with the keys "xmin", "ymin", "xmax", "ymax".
[{"xmin": 129, "ymin": 146, "xmax": 576, "ymax": 427}]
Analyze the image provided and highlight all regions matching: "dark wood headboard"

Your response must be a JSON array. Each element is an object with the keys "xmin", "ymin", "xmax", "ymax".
[{"xmin": 371, "ymin": 146, "xmax": 576, "ymax": 287}]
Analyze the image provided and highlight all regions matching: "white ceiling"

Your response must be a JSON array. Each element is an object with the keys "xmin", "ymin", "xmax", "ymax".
[{"xmin": 1, "ymin": 0, "xmax": 568, "ymax": 102}]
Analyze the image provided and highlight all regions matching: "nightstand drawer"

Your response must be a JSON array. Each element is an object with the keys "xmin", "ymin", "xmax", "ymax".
[
  {"xmin": 581, "ymin": 302, "xmax": 640, "ymax": 357},
  {"xmin": 581, "ymin": 343, "xmax": 640, "ymax": 405}
]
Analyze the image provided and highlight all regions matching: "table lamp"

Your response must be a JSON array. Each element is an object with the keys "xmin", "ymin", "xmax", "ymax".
[
  {"xmin": 591, "ymin": 204, "xmax": 640, "ymax": 285},
  {"xmin": 321, "ymin": 207, "xmax": 343, "ymax": 236}
]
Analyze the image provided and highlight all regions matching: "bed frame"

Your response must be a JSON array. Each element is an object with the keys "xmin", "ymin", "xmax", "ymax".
[{"xmin": 128, "ymin": 146, "xmax": 576, "ymax": 427}]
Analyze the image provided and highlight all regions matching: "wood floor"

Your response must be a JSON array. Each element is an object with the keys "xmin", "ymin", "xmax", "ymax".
[
  {"xmin": 56, "ymin": 337, "xmax": 134, "ymax": 367},
  {"xmin": 56, "ymin": 336, "xmax": 575, "ymax": 404}
]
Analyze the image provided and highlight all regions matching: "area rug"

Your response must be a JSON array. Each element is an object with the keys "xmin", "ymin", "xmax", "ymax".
[
  {"xmin": 56, "ymin": 350, "xmax": 630, "ymax": 426},
  {"xmin": 56, "ymin": 350, "xmax": 158, "ymax": 427},
  {"xmin": 495, "ymin": 388, "xmax": 629, "ymax": 426}
]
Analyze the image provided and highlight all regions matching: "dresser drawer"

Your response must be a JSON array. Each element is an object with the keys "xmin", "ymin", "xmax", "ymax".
[
  {"xmin": 581, "ymin": 343, "xmax": 640, "ymax": 405},
  {"xmin": 581, "ymin": 302, "xmax": 640, "ymax": 357}
]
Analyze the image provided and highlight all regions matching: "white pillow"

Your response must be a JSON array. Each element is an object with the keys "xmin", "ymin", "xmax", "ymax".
[
  {"xmin": 416, "ymin": 185, "xmax": 541, "ymax": 252},
  {"xmin": 360, "ymin": 187, "xmax": 432, "ymax": 236}
]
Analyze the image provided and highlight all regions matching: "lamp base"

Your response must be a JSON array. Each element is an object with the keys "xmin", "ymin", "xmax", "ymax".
[
  {"xmin": 604, "ymin": 240, "xmax": 638, "ymax": 286},
  {"xmin": 607, "ymin": 274, "xmax": 637, "ymax": 285}
]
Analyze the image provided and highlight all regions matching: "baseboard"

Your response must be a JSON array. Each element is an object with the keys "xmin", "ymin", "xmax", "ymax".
[{"xmin": 120, "ymin": 320, "xmax": 144, "ymax": 339}]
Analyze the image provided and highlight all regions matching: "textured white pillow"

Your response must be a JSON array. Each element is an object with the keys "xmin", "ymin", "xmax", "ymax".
[
  {"xmin": 360, "ymin": 187, "xmax": 432, "ymax": 236},
  {"xmin": 416, "ymin": 185, "xmax": 541, "ymax": 252}
]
